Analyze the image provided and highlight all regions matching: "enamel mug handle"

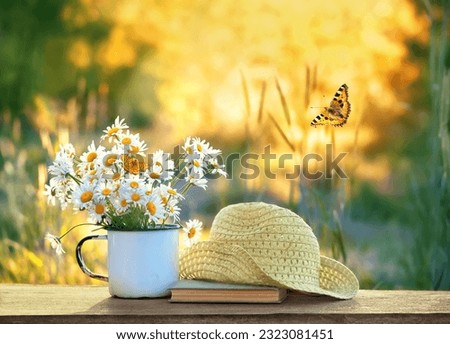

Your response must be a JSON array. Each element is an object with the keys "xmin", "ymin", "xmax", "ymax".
[{"xmin": 76, "ymin": 234, "xmax": 108, "ymax": 282}]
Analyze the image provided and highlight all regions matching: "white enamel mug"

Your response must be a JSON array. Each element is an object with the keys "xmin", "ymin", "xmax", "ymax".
[{"xmin": 76, "ymin": 225, "xmax": 180, "ymax": 298}]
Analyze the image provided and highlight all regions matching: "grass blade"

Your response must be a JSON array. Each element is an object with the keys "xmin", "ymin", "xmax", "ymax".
[
  {"xmin": 275, "ymin": 77, "xmax": 291, "ymax": 126},
  {"xmin": 305, "ymin": 66, "xmax": 310, "ymax": 109},
  {"xmin": 257, "ymin": 81, "xmax": 266, "ymax": 124},
  {"xmin": 240, "ymin": 70, "xmax": 251, "ymax": 122},
  {"xmin": 240, "ymin": 70, "xmax": 251, "ymax": 152},
  {"xmin": 268, "ymin": 112, "xmax": 295, "ymax": 151}
]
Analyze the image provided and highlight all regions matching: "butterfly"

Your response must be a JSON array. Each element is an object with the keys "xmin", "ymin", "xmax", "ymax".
[{"xmin": 310, "ymin": 84, "xmax": 351, "ymax": 127}]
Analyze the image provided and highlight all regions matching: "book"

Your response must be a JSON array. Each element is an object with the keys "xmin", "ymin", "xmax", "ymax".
[{"xmin": 169, "ymin": 279, "xmax": 288, "ymax": 303}]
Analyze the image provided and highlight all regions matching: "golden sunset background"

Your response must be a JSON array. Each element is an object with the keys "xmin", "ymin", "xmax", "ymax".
[{"xmin": 0, "ymin": 0, "xmax": 448, "ymax": 289}]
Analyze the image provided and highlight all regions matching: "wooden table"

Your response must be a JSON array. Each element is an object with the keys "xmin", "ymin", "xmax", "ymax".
[{"xmin": 0, "ymin": 284, "xmax": 449, "ymax": 323}]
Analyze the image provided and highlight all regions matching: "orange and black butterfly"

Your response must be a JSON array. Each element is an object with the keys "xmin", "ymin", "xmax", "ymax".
[{"xmin": 310, "ymin": 84, "xmax": 351, "ymax": 127}]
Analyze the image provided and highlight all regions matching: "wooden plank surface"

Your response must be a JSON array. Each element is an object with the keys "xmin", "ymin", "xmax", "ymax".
[{"xmin": 0, "ymin": 284, "xmax": 449, "ymax": 323}]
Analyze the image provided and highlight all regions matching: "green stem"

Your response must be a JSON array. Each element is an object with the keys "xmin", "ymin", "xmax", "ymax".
[
  {"xmin": 180, "ymin": 182, "xmax": 193, "ymax": 195},
  {"xmin": 171, "ymin": 160, "xmax": 188, "ymax": 186},
  {"xmin": 59, "ymin": 222, "xmax": 102, "ymax": 239},
  {"xmin": 67, "ymin": 173, "xmax": 82, "ymax": 185}
]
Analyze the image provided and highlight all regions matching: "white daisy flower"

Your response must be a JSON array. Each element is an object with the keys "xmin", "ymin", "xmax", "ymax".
[
  {"xmin": 101, "ymin": 142, "xmax": 124, "ymax": 168},
  {"xmin": 158, "ymin": 184, "xmax": 184, "ymax": 206},
  {"xmin": 151, "ymin": 150, "xmax": 175, "ymax": 181},
  {"xmin": 184, "ymin": 167, "xmax": 208, "ymax": 190},
  {"xmin": 101, "ymin": 152, "xmax": 119, "ymax": 169},
  {"xmin": 44, "ymin": 177, "xmax": 73, "ymax": 208},
  {"xmin": 88, "ymin": 199, "xmax": 109, "ymax": 224},
  {"xmin": 148, "ymin": 164, "xmax": 163, "ymax": 183},
  {"xmin": 182, "ymin": 137, "xmax": 203, "ymax": 163},
  {"xmin": 152, "ymin": 150, "xmax": 174, "ymax": 169},
  {"xmin": 192, "ymin": 137, "xmax": 211, "ymax": 157},
  {"xmin": 183, "ymin": 219, "xmax": 203, "ymax": 247},
  {"xmin": 143, "ymin": 194, "xmax": 165, "ymax": 223},
  {"xmin": 95, "ymin": 179, "xmax": 116, "ymax": 201},
  {"xmin": 205, "ymin": 147, "xmax": 222, "ymax": 158},
  {"xmin": 79, "ymin": 141, "xmax": 106, "ymax": 170},
  {"xmin": 184, "ymin": 151, "xmax": 203, "ymax": 166},
  {"xmin": 101, "ymin": 116, "xmax": 129, "ymax": 142},
  {"xmin": 48, "ymin": 150, "xmax": 75, "ymax": 182},
  {"xmin": 126, "ymin": 188, "xmax": 146, "ymax": 206},
  {"xmin": 72, "ymin": 181, "xmax": 96, "ymax": 211},
  {"xmin": 58, "ymin": 143, "xmax": 76, "ymax": 159},
  {"xmin": 207, "ymin": 157, "xmax": 227, "ymax": 177},
  {"xmin": 45, "ymin": 233, "xmax": 65, "ymax": 255},
  {"xmin": 128, "ymin": 139, "xmax": 148, "ymax": 156},
  {"xmin": 190, "ymin": 138, "xmax": 222, "ymax": 159},
  {"xmin": 117, "ymin": 130, "xmax": 147, "ymax": 156},
  {"xmin": 165, "ymin": 199, "xmax": 181, "ymax": 222},
  {"xmin": 182, "ymin": 139, "xmax": 204, "ymax": 170},
  {"xmin": 189, "ymin": 177, "xmax": 208, "ymax": 190},
  {"xmin": 81, "ymin": 141, "xmax": 104, "ymax": 164},
  {"xmin": 110, "ymin": 168, "xmax": 125, "ymax": 185},
  {"xmin": 51, "ymin": 179, "xmax": 74, "ymax": 210},
  {"xmin": 182, "ymin": 136, "xmax": 194, "ymax": 155},
  {"xmin": 114, "ymin": 196, "xmax": 129, "ymax": 214},
  {"xmin": 142, "ymin": 177, "xmax": 155, "ymax": 196},
  {"xmin": 193, "ymin": 158, "xmax": 205, "ymax": 174},
  {"xmin": 43, "ymin": 178, "xmax": 59, "ymax": 206},
  {"xmin": 123, "ymin": 174, "xmax": 145, "ymax": 190}
]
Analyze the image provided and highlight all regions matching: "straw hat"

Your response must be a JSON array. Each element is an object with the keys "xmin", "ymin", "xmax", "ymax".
[{"xmin": 180, "ymin": 202, "xmax": 359, "ymax": 299}]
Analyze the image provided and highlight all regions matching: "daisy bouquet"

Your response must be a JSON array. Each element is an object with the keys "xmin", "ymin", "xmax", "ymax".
[{"xmin": 44, "ymin": 116, "xmax": 226, "ymax": 254}]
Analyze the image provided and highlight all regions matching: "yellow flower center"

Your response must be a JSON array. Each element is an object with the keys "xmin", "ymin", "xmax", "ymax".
[
  {"xmin": 193, "ymin": 160, "xmax": 201, "ymax": 167},
  {"xmin": 107, "ymin": 127, "xmax": 119, "ymax": 136},
  {"xmin": 95, "ymin": 203, "xmax": 105, "ymax": 215},
  {"xmin": 186, "ymin": 147, "xmax": 193, "ymax": 154},
  {"xmin": 80, "ymin": 191, "xmax": 93, "ymax": 203},
  {"xmin": 112, "ymin": 172, "xmax": 121, "ymax": 181},
  {"xmin": 146, "ymin": 201, "xmax": 156, "ymax": 215},
  {"xmin": 104, "ymin": 155, "xmax": 117, "ymax": 167},
  {"xmin": 168, "ymin": 188, "xmax": 177, "ymax": 196},
  {"xmin": 188, "ymin": 228, "xmax": 196, "ymax": 239},
  {"xmin": 131, "ymin": 193, "xmax": 141, "ymax": 202},
  {"xmin": 102, "ymin": 188, "xmax": 111, "ymax": 196},
  {"xmin": 130, "ymin": 181, "xmax": 139, "ymax": 188},
  {"xmin": 150, "ymin": 172, "xmax": 160, "ymax": 179},
  {"xmin": 161, "ymin": 196, "xmax": 168, "ymax": 205},
  {"xmin": 121, "ymin": 199, "xmax": 127, "ymax": 207},
  {"xmin": 122, "ymin": 137, "xmax": 132, "ymax": 145},
  {"xmin": 130, "ymin": 145, "xmax": 139, "ymax": 154},
  {"xmin": 196, "ymin": 144, "xmax": 203, "ymax": 152},
  {"xmin": 87, "ymin": 152, "xmax": 97, "ymax": 162}
]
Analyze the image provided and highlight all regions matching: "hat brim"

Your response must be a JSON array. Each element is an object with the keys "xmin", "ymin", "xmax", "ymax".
[
  {"xmin": 318, "ymin": 256, "xmax": 359, "ymax": 299},
  {"xmin": 180, "ymin": 241, "xmax": 359, "ymax": 300}
]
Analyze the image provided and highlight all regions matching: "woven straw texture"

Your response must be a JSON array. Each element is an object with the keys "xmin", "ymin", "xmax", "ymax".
[{"xmin": 180, "ymin": 202, "xmax": 359, "ymax": 299}]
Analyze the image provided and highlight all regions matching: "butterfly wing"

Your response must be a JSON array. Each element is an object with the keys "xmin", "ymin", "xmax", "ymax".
[{"xmin": 310, "ymin": 84, "xmax": 351, "ymax": 127}]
